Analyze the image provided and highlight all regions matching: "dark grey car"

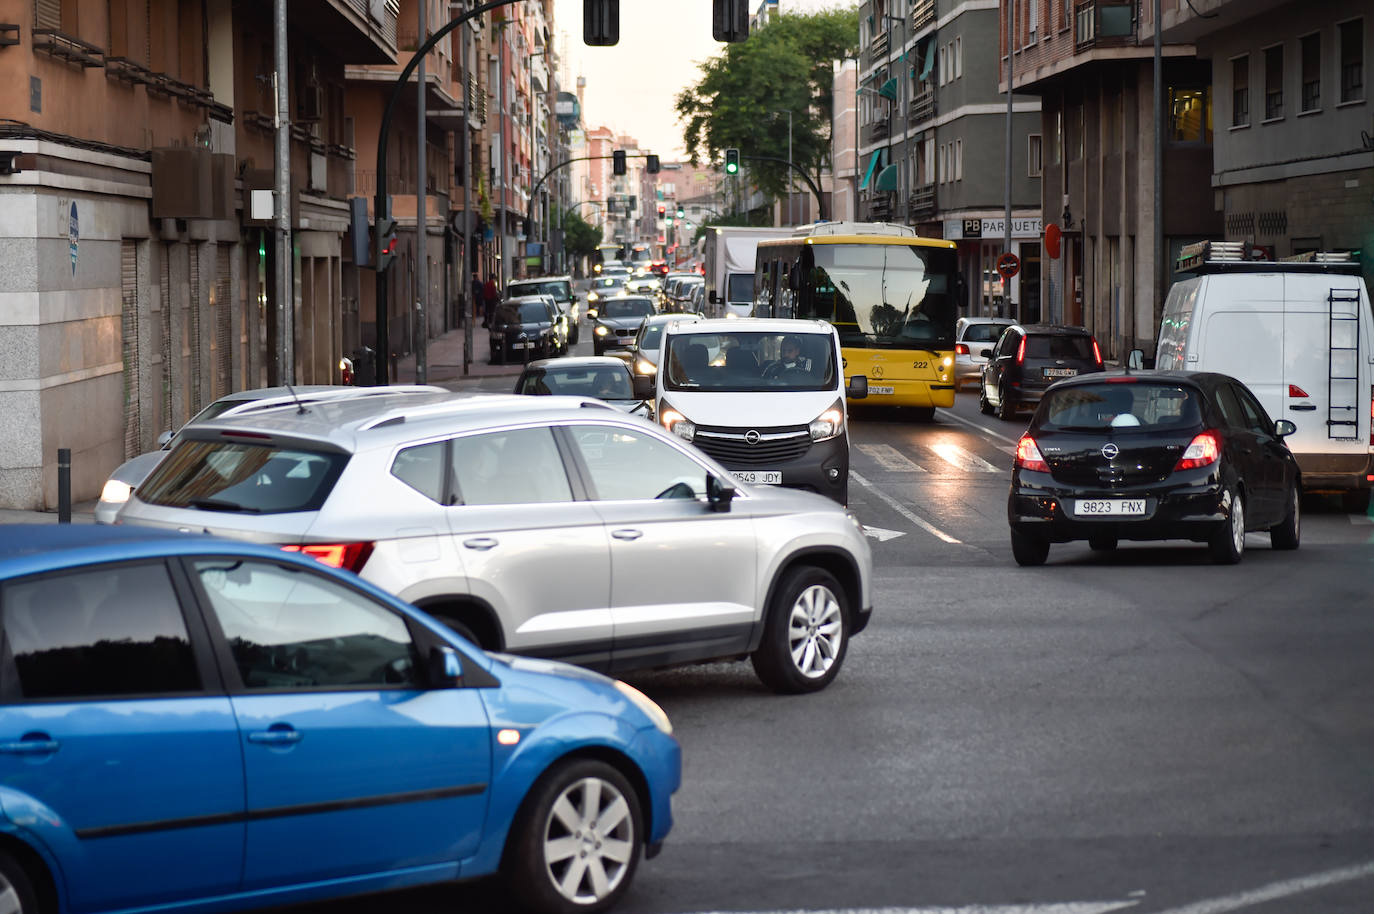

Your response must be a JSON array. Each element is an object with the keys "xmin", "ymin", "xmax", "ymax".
[{"xmin": 593, "ymin": 296, "xmax": 657, "ymax": 356}]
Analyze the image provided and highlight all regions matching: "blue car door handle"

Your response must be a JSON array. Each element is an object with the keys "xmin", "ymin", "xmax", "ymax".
[
  {"xmin": 0, "ymin": 735, "xmax": 59, "ymax": 755},
  {"xmin": 247, "ymin": 726, "xmax": 303, "ymax": 745},
  {"xmin": 463, "ymin": 537, "xmax": 499, "ymax": 551}
]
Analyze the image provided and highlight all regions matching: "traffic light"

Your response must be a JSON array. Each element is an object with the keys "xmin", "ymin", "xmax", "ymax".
[
  {"xmin": 584, "ymin": 0, "xmax": 619, "ymax": 46},
  {"xmin": 612, "ymin": 149, "xmax": 626, "ymax": 175},
  {"xmin": 657, "ymin": 204, "xmax": 666, "ymax": 217},
  {"xmin": 724, "ymin": 148, "xmax": 740, "ymax": 175},
  {"xmin": 712, "ymin": 0, "xmax": 749, "ymax": 42},
  {"xmin": 374, "ymin": 216, "xmax": 397, "ymax": 273},
  {"xmin": 676, "ymin": 204, "xmax": 685, "ymax": 219},
  {"xmin": 646, "ymin": 154, "xmax": 660, "ymax": 174}
]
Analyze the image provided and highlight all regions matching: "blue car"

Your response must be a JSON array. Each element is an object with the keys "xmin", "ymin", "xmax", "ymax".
[{"xmin": 0, "ymin": 525, "xmax": 679, "ymax": 914}]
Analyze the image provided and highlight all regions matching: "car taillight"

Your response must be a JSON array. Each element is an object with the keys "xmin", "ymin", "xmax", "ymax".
[
  {"xmin": 1289, "ymin": 384, "xmax": 1310, "ymax": 398},
  {"xmin": 1015, "ymin": 435, "xmax": 1049, "ymax": 473},
  {"xmin": 1174, "ymin": 431, "xmax": 1222, "ymax": 471},
  {"xmin": 955, "ymin": 343, "xmax": 969, "ymax": 355},
  {"xmin": 1091, "ymin": 339, "xmax": 1103, "ymax": 367},
  {"xmin": 282, "ymin": 542, "xmax": 375, "ymax": 573},
  {"xmin": 1016, "ymin": 336, "xmax": 1026, "ymax": 364}
]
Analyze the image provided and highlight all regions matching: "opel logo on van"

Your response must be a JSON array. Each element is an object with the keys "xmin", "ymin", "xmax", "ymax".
[
  {"xmin": 1101, "ymin": 443, "xmax": 1119, "ymax": 459},
  {"xmin": 745, "ymin": 430, "xmax": 761, "ymax": 445}
]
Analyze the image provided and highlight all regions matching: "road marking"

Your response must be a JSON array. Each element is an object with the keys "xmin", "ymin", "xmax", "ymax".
[
  {"xmin": 852, "ymin": 471, "xmax": 962, "ymax": 545},
  {"xmin": 939, "ymin": 408, "xmax": 1024, "ymax": 447},
  {"xmin": 930, "ymin": 443, "xmax": 1004, "ymax": 473},
  {"xmin": 688, "ymin": 903, "xmax": 1138, "ymax": 914},
  {"xmin": 862, "ymin": 524, "xmax": 906, "ymax": 542},
  {"xmin": 1349, "ymin": 513, "xmax": 1373, "ymax": 525},
  {"xmin": 858, "ymin": 443, "xmax": 927, "ymax": 472},
  {"xmin": 1151, "ymin": 860, "xmax": 1374, "ymax": 914}
]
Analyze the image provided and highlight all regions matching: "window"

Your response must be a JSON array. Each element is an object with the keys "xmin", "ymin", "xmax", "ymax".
[
  {"xmin": 1231, "ymin": 55, "xmax": 1250, "ymax": 126},
  {"xmin": 1301, "ymin": 33, "xmax": 1321, "ymax": 111},
  {"xmin": 955, "ymin": 36, "xmax": 963, "ymax": 78},
  {"xmin": 1169, "ymin": 87, "xmax": 1212, "ymax": 143},
  {"xmin": 193, "ymin": 560, "xmax": 419, "ymax": 690},
  {"xmin": 1068, "ymin": 103, "xmax": 1084, "ymax": 161},
  {"xmin": 1264, "ymin": 44, "xmax": 1284, "ymax": 120},
  {"xmin": 939, "ymin": 144, "xmax": 948, "ymax": 183},
  {"xmin": 1340, "ymin": 19, "xmax": 1364, "ymax": 103},
  {"xmin": 938, "ymin": 45, "xmax": 946, "ymax": 85},
  {"xmin": 137, "ymin": 442, "xmax": 347, "ymax": 515},
  {"xmin": 33, "ymin": 0, "xmax": 62, "ymax": 31},
  {"xmin": 450, "ymin": 427, "xmax": 572, "ymax": 506},
  {"xmin": 955, "ymin": 139, "xmax": 963, "ymax": 181},
  {"xmin": 392, "ymin": 440, "xmax": 448, "ymax": 503},
  {"xmin": 1027, "ymin": 0, "xmax": 1040, "ymax": 44},
  {"xmin": 567, "ymin": 426, "xmax": 708, "ymax": 501},
  {"xmin": 1062, "ymin": 0, "xmax": 1072, "ymax": 32},
  {"xmin": 1052, "ymin": 109, "xmax": 1063, "ymax": 165},
  {"xmin": 1028, "ymin": 134, "xmax": 1043, "ymax": 177},
  {"xmin": 2, "ymin": 563, "xmax": 199, "ymax": 700}
]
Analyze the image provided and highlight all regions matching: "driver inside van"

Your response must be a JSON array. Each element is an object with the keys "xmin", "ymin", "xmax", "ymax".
[{"xmin": 764, "ymin": 336, "xmax": 812, "ymax": 377}]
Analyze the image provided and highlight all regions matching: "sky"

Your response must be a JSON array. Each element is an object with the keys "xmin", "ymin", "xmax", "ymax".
[{"xmin": 551, "ymin": 0, "xmax": 855, "ymax": 160}]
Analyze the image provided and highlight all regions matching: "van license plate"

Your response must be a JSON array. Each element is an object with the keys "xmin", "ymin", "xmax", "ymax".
[
  {"xmin": 1073, "ymin": 499, "xmax": 1146, "ymax": 516},
  {"xmin": 1044, "ymin": 368, "xmax": 1078, "ymax": 378},
  {"xmin": 733, "ymin": 470, "xmax": 782, "ymax": 485},
  {"xmin": 869, "ymin": 385, "xmax": 895, "ymax": 395}
]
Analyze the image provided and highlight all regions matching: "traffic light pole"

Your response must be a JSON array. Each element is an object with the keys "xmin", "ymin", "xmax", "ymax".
[{"xmin": 373, "ymin": 0, "xmax": 520, "ymax": 384}]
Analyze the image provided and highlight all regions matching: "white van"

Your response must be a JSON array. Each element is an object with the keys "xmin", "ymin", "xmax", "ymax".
[
  {"xmin": 646, "ymin": 318, "xmax": 867, "ymax": 505},
  {"xmin": 1155, "ymin": 243, "xmax": 1373, "ymax": 509}
]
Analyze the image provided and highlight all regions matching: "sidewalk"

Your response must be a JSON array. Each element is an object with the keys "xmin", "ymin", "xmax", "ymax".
[{"xmin": 393, "ymin": 316, "xmax": 525, "ymax": 390}]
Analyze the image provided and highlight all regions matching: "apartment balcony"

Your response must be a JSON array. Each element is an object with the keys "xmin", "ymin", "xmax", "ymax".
[
  {"xmin": 1075, "ymin": 0, "xmax": 1136, "ymax": 50},
  {"xmin": 864, "ymin": 29, "xmax": 890, "ymax": 67},
  {"xmin": 908, "ymin": 184, "xmax": 936, "ymax": 220},
  {"xmin": 908, "ymin": 87, "xmax": 935, "ymax": 125},
  {"xmin": 911, "ymin": 0, "xmax": 936, "ymax": 32},
  {"xmin": 867, "ymin": 194, "xmax": 893, "ymax": 221},
  {"xmin": 296, "ymin": 0, "xmax": 398, "ymax": 65},
  {"xmin": 863, "ymin": 118, "xmax": 891, "ymax": 145}
]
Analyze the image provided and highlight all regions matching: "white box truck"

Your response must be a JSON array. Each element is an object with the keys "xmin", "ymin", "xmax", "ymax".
[
  {"xmin": 703, "ymin": 226, "xmax": 793, "ymax": 319},
  {"xmin": 1155, "ymin": 242, "xmax": 1373, "ymax": 511}
]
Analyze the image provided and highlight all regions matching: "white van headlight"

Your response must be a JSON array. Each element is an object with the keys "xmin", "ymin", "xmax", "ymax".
[
  {"xmin": 809, "ymin": 399, "xmax": 846, "ymax": 442},
  {"xmin": 659, "ymin": 404, "xmax": 696, "ymax": 442}
]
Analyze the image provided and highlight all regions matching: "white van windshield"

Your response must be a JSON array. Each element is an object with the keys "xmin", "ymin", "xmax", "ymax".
[{"xmin": 663, "ymin": 332, "xmax": 836, "ymax": 392}]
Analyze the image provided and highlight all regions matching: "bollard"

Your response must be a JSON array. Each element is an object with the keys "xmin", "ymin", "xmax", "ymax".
[{"xmin": 57, "ymin": 447, "xmax": 71, "ymax": 524}]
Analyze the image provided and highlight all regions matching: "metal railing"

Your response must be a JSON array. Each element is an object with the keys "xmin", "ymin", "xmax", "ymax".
[
  {"xmin": 908, "ymin": 87, "xmax": 935, "ymax": 124},
  {"xmin": 908, "ymin": 184, "xmax": 936, "ymax": 219},
  {"xmin": 864, "ymin": 118, "xmax": 891, "ymax": 145},
  {"xmin": 911, "ymin": 0, "xmax": 936, "ymax": 31}
]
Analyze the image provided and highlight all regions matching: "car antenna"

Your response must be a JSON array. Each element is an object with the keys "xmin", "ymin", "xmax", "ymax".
[{"xmin": 284, "ymin": 383, "xmax": 308, "ymax": 415}]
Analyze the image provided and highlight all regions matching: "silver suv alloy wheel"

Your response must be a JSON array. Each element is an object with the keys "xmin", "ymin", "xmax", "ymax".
[{"xmin": 789, "ymin": 583, "xmax": 844, "ymax": 680}]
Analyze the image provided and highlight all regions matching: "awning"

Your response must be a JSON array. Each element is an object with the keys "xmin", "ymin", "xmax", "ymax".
[
  {"xmin": 919, "ymin": 39, "xmax": 936, "ymax": 80},
  {"xmin": 874, "ymin": 164, "xmax": 899, "ymax": 192},
  {"xmin": 878, "ymin": 77, "xmax": 898, "ymax": 101},
  {"xmin": 858, "ymin": 151, "xmax": 881, "ymax": 190}
]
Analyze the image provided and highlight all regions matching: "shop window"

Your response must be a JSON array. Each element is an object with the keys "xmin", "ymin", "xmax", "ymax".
[{"xmin": 1300, "ymin": 33, "xmax": 1321, "ymax": 111}]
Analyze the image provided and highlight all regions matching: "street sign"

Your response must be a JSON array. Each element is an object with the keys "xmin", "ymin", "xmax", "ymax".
[{"xmin": 997, "ymin": 252, "xmax": 1020, "ymax": 280}]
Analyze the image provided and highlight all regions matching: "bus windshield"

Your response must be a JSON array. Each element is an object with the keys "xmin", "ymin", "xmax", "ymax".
[{"xmin": 808, "ymin": 244, "xmax": 958, "ymax": 350}]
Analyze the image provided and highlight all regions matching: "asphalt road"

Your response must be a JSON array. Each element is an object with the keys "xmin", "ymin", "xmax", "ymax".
[{"xmin": 294, "ymin": 332, "xmax": 1374, "ymax": 914}]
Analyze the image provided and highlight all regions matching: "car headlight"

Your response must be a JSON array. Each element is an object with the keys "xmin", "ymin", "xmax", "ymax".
[
  {"xmin": 586, "ymin": 308, "xmax": 598, "ymax": 320},
  {"xmin": 595, "ymin": 325, "xmax": 609, "ymax": 337},
  {"xmin": 808, "ymin": 399, "xmax": 845, "ymax": 442},
  {"xmin": 614, "ymin": 680, "xmax": 673, "ymax": 734},
  {"xmin": 588, "ymin": 291, "xmax": 599, "ymax": 301},
  {"xmin": 100, "ymin": 479, "xmax": 133, "ymax": 504},
  {"xmin": 635, "ymin": 357, "xmax": 657, "ymax": 375},
  {"xmin": 659, "ymin": 404, "xmax": 695, "ymax": 442}
]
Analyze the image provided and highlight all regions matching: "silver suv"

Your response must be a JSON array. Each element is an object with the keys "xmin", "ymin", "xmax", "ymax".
[{"xmin": 116, "ymin": 391, "xmax": 873, "ymax": 693}]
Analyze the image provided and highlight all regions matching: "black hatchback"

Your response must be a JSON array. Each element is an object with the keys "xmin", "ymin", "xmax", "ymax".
[
  {"xmin": 980, "ymin": 324, "xmax": 1103, "ymax": 420},
  {"xmin": 1007, "ymin": 371, "xmax": 1301, "ymax": 566},
  {"xmin": 488, "ymin": 296, "xmax": 562, "ymax": 364}
]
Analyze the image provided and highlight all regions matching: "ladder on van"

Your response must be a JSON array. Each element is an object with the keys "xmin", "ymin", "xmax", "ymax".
[{"xmin": 1328, "ymin": 288, "xmax": 1362, "ymax": 440}]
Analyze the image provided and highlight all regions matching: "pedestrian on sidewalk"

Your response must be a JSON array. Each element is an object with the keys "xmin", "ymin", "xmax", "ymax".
[
  {"xmin": 470, "ymin": 271, "xmax": 482, "ymax": 322},
  {"xmin": 482, "ymin": 274, "xmax": 500, "ymax": 327}
]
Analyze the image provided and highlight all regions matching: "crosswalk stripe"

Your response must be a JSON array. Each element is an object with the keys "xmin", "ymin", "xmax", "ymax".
[
  {"xmin": 857, "ymin": 443, "xmax": 927, "ymax": 472},
  {"xmin": 930, "ymin": 443, "xmax": 1004, "ymax": 473}
]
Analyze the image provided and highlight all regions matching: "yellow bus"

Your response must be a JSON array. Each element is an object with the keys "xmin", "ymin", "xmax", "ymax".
[{"xmin": 754, "ymin": 223, "xmax": 962, "ymax": 419}]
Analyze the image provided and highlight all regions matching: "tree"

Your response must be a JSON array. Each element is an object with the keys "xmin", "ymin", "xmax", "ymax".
[
  {"xmin": 561, "ymin": 208, "xmax": 602, "ymax": 263},
  {"xmin": 676, "ymin": 7, "xmax": 859, "ymax": 203}
]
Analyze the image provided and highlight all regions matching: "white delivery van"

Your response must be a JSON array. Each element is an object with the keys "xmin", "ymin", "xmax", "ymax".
[
  {"xmin": 1155, "ymin": 242, "xmax": 1373, "ymax": 510},
  {"xmin": 647, "ymin": 318, "xmax": 868, "ymax": 505},
  {"xmin": 703, "ymin": 226, "xmax": 794, "ymax": 319}
]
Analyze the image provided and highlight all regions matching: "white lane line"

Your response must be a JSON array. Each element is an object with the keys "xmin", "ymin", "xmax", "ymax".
[
  {"xmin": 939, "ymin": 408, "xmax": 1024, "ymax": 447},
  {"xmin": 930, "ymin": 443, "xmax": 1005, "ymax": 473},
  {"xmin": 852, "ymin": 471, "xmax": 962, "ymax": 545},
  {"xmin": 858, "ymin": 443, "xmax": 928, "ymax": 472},
  {"xmin": 863, "ymin": 524, "xmax": 906, "ymax": 542},
  {"xmin": 688, "ymin": 903, "xmax": 1139, "ymax": 914},
  {"xmin": 1150, "ymin": 860, "xmax": 1374, "ymax": 914}
]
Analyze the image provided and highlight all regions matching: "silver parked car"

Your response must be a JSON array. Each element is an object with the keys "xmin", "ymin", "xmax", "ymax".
[
  {"xmin": 117, "ymin": 391, "xmax": 873, "ymax": 693},
  {"xmin": 95, "ymin": 385, "xmax": 442, "ymax": 523}
]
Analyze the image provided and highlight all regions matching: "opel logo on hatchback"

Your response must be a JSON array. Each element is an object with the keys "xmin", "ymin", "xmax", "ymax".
[
  {"xmin": 745, "ymin": 430, "xmax": 761, "ymax": 445},
  {"xmin": 1101, "ymin": 443, "xmax": 1119, "ymax": 459}
]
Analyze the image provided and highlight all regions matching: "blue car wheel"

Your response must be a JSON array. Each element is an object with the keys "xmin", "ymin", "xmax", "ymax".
[{"xmin": 504, "ymin": 758, "xmax": 643, "ymax": 914}]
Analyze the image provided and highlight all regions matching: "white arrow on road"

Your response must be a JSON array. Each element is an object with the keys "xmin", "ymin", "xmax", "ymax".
[
  {"xmin": 861, "ymin": 524, "xmax": 906, "ymax": 542},
  {"xmin": 689, "ymin": 902, "xmax": 1139, "ymax": 914}
]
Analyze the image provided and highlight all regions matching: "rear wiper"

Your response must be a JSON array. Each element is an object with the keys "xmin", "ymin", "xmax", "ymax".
[{"xmin": 188, "ymin": 497, "xmax": 261, "ymax": 513}]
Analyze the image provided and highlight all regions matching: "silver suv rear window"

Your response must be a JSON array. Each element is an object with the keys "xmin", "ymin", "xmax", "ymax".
[{"xmin": 137, "ymin": 441, "xmax": 347, "ymax": 514}]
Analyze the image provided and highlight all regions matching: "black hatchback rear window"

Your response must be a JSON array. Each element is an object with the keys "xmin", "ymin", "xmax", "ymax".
[
  {"xmin": 1024, "ymin": 335, "xmax": 1096, "ymax": 360},
  {"xmin": 1039, "ymin": 382, "xmax": 1203, "ymax": 433},
  {"xmin": 136, "ymin": 440, "xmax": 347, "ymax": 514}
]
